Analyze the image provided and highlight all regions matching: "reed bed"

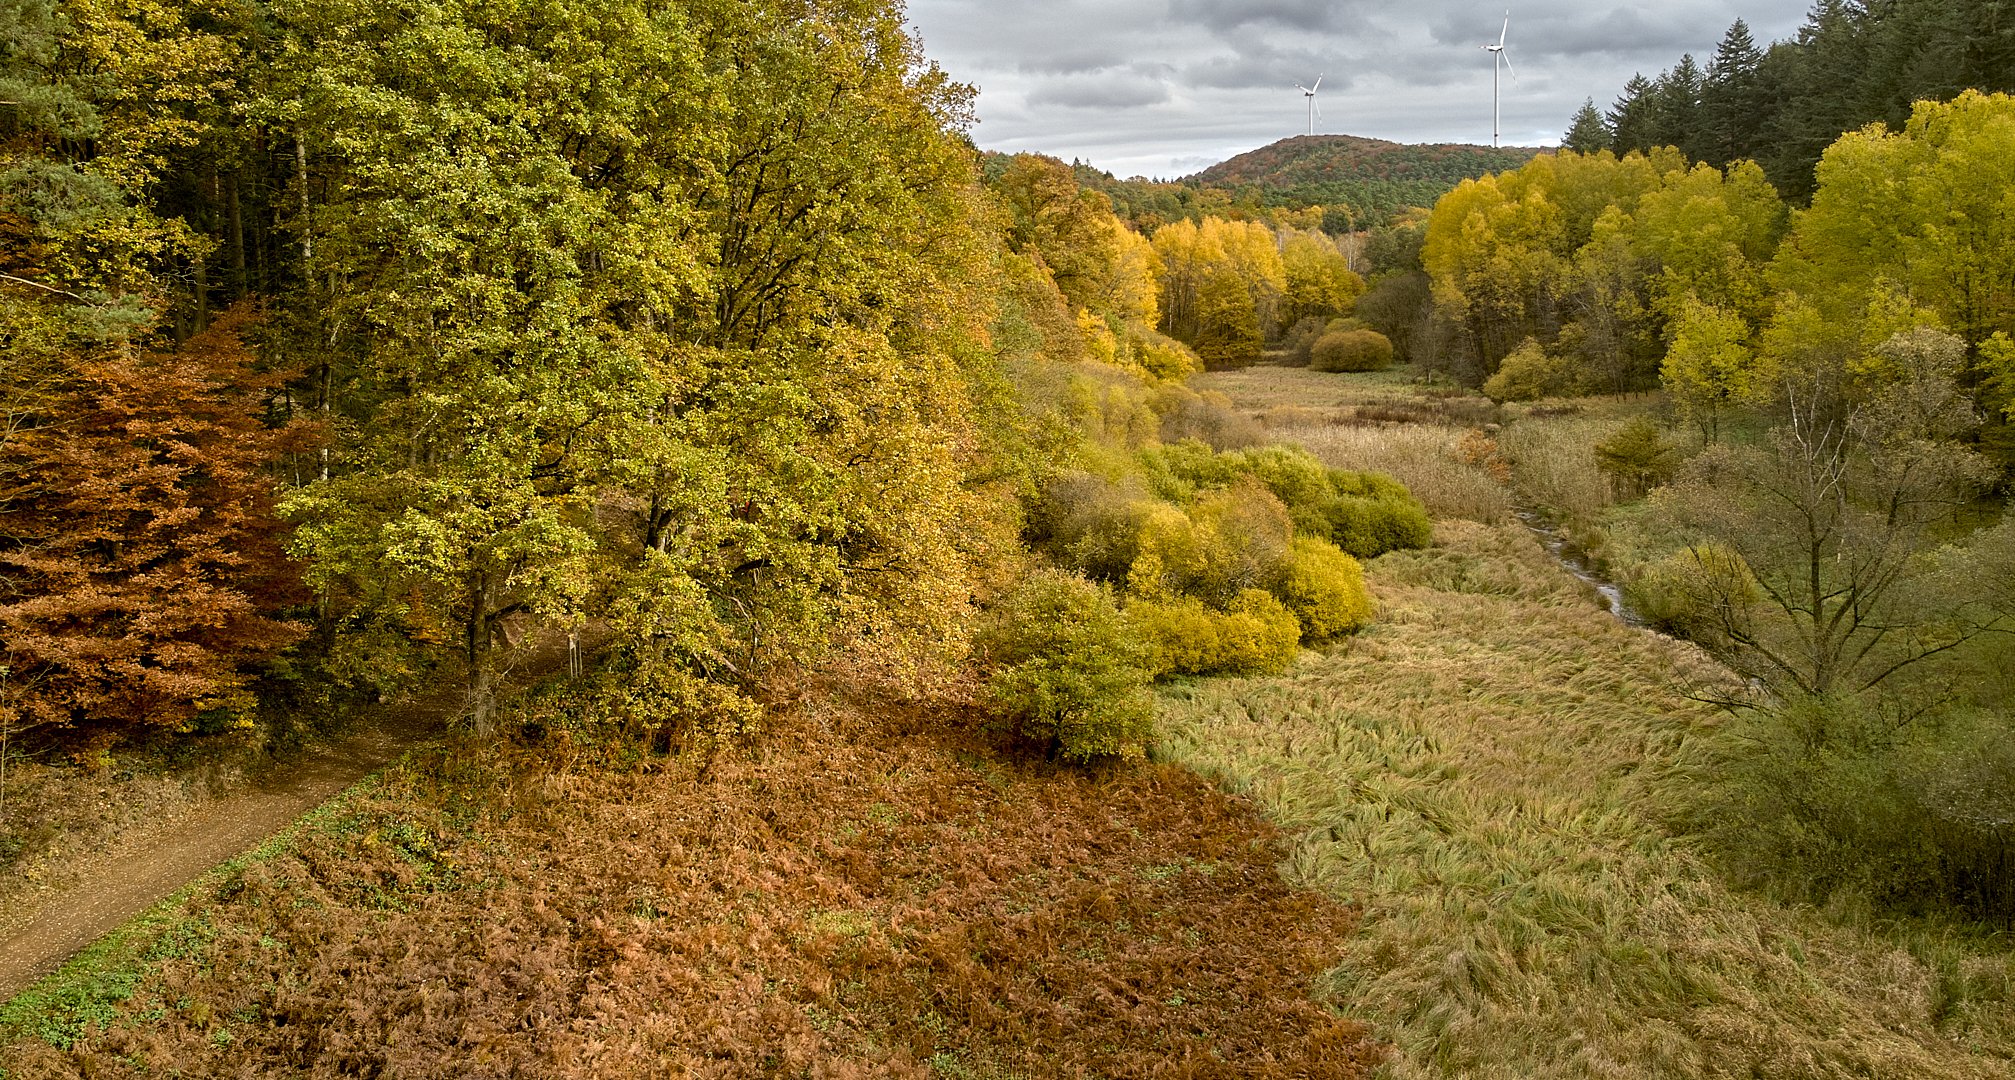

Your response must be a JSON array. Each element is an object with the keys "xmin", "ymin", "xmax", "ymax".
[
  {"xmin": 1155, "ymin": 521, "xmax": 2015, "ymax": 1079},
  {"xmin": 1281, "ymin": 423, "xmax": 1514, "ymax": 524}
]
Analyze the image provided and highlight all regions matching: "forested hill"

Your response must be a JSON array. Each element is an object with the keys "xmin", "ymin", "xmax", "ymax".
[
  {"xmin": 1184, "ymin": 134, "xmax": 1542, "ymax": 225},
  {"xmin": 1189, "ymin": 134, "xmax": 1540, "ymax": 188}
]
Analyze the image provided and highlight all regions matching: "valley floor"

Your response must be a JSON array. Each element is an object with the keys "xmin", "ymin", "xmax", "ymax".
[
  {"xmin": 8, "ymin": 364, "xmax": 2015, "ymax": 1079},
  {"xmin": 1164, "ymin": 364, "xmax": 2015, "ymax": 1079}
]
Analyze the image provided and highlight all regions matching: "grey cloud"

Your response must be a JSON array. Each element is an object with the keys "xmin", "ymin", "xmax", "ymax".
[
  {"xmin": 1027, "ymin": 74, "xmax": 1175, "ymax": 109},
  {"xmin": 1166, "ymin": 0, "xmax": 1363, "ymax": 33},
  {"xmin": 908, "ymin": 0, "xmax": 1811, "ymax": 176}
]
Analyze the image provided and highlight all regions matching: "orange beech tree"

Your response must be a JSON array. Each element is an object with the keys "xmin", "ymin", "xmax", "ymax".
[{"xmin": 0, "ymin": 306, "xmax": 308, "ymax": 737}]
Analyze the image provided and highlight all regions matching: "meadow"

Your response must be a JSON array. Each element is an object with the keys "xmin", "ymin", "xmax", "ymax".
[{"xmin": 1176, "ymin": 364, "xmax": 2015, "ymax": 1078}]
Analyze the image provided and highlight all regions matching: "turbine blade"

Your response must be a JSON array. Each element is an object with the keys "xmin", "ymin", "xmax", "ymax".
[
  {"xmin": 1500, "ymin": 11, "xmax": 1509, "ymax": 46},
  {"xmin": 1312, "ymin": 74, "xmax": 1322, "ymax": 91},
  {"xmin": 1314, "ymin": 98, "xmax": 1323, "ymax": 122},
  {"xmin": 1502, "ymin": 49, "xmax": 1516, "ymax": 82}
]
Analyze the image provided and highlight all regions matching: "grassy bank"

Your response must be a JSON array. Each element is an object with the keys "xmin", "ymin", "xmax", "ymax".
[{"xmin": 1167, "ymin": 363, "xmax": 2015, "ymax": 1078}]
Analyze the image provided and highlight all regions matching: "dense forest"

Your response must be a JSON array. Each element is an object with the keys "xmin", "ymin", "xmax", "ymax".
[
  {"xmin": 1565, "ymin": 0, "xmax": 2015, "ymax": 199},
  {"xmin": 7, "ymin": 0, "xmax": 2015, "ymax": 1074},
  {"xmin": 1187, "ymin": 134, "xmax": 1540, "ymax": 228},
  {"xmin": 0, "ymin": 0, "xmax": 1403, "ymax": 771}
]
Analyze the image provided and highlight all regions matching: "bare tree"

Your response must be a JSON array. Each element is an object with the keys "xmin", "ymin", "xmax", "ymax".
[{"xmin": 1664, "ymin": 329, "xmax": 2000, "ymax": 700}]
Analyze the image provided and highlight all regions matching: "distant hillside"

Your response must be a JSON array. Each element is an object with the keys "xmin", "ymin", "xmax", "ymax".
[
  {"xmin": 1190, "ymin": 134, "xmax": 1542, "ymax": 188},
  {"xmin": 1186, "ymin": 135, "xmax": 1545, "ymax": 224}
]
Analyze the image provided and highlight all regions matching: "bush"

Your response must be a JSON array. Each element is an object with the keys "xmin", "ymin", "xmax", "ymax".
[
  {"xmin": 1310, "ymin": 329, "xmax": 1394, "ymax": 373},
  {"xmin": 1269, "ymin": 536, "xmax": 1372, "ymax": 640},
  {"xmin": 976, "ymin": 570, "xmax": 1156, "ymax": 762},
  {"xmin": 1593, "ymin": 416, "xmax": 1679, "ymax": 499},
  {"xmin": 1319, "ymin": 469, "xmax": 1433, "ymax": 559},
  {"xmin": 1125, "ymin": 589, "xmax": 1302, "ymax": 677},
  {"xmin": 1148, "ymin": 385, "xmax": 1268, "ymax": 450},
  {"xmin": 1695, "ymin": 694, "xmax": 2015, "ymax": 923},
  {"xmin": 1032, "ymin": 472, "xmax": 1153, "ymax": 583},
  {"xmin": 1118, "ymin": 321, "xmax": 1202, "ymax": 382},
  {"xmin": 1481, "ymin": 337, "xmax": 1569, "ymax": 401},
  {"xmin": 1281, "ymin": 315, "xmax": 1328, "ymax": 367},
  {"xmin": 1622, "ymin": 541, "xmax": 1755, "ymax": 637},
  {"xmin": 1140, "ymin": 441, "xmax": 1431, "ymax": 561},
  {"xmin": 1127, "ymin": 478, "xmax": 1291, "ymax": 606}
]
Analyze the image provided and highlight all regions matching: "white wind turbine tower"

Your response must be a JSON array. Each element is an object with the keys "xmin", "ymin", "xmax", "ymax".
[
  {"xmin": 1295, "ymin": 75, "xmax": 1323, "ymax": 136},
  {"xmin": 1482, "ymin": 12, "xmax": 1516, "ymax": 147}
]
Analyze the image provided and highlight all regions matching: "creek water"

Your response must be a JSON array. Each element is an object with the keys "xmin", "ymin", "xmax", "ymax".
[{"xmin": 1511, "ymin": 506, "xmax": 1649, "ymax": 628}]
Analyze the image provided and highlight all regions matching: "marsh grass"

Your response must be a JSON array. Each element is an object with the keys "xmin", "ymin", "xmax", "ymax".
[
  {"xmin": 1281, "ymin": 424, "xmax": 1514, "ymax": 524},
  {"xmin": 1155, "ymin": 521, "xmax": 2015, "ymax": 1079}
]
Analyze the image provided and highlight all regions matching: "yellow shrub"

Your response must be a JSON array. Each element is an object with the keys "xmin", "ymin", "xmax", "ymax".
[
  {"xmin": 1269, "ymin": 536, "xmax": 1372, "ymax": 640},
  {"xmin": 1126, "ymin": 589, "xmax": 1301, "ymax": 677}
]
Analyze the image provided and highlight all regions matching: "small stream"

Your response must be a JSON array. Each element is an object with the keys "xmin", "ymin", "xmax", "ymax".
[{"xmin": 1511, "ymin": 506, "xmax": 1650, "ymax": 628}]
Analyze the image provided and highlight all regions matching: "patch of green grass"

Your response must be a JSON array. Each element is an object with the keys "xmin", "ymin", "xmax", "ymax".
[{"xmin": 1155, "ymin": 520, "xmax": 2015, "ymax": 1079}]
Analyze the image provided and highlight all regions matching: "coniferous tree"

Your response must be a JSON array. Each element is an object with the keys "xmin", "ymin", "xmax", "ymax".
[
  {"xmin": 1608, "ymin": 74, "xmax": 1658, "ymax": 154},
  {"xmin": 1648, "ymin": 55, "xmax": 1707, "ymax": 161},
  {"xmin": 1562, "ymin": 98, "xmax": 1611, "ymax": 153},
  {"xmin": 1703, "ymin": 20, "xmax": 1766, "ymax": 164}
]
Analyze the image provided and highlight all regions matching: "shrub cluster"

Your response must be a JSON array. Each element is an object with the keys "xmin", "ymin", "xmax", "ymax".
[
  {"xmin": 1139, "ymin": 441, "xmax": 1432, "ymax": 560},
  {"xmin": 1125, "ymin": 590, "xmax": 1302, "ymax": 677},
  {"xmin": 1311, "ymin": 328, "xmax": 1395, "ymax": 373},
  {"xmin": 1695, "ymin": 694, "xmax": 2015, "ymax": 924},
  {"xmin": 993, "ymin": 438, "xmax": 1433, "ymax": 760},
  {"xmin": 1481, "ymin": 337, "xmax": 1570, "ymax": 401}
]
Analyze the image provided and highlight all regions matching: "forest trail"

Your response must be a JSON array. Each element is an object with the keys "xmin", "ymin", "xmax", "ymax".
[{"xmin": 0, "ymin": 703, "xmax": 446, "ymax": 1001}]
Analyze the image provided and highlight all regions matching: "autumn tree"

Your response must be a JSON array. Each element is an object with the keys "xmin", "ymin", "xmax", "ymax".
[
  {"xmin": 0, "ymin": 307, "xmax": 305, "ymax": 736},
  {"xmin": 1662, "ymin": 297, "xmax": 1771, "ymax": 441},
  {"xmin": 1662, "ymin": 328, "xmax": 1997, "ymax": 699}
]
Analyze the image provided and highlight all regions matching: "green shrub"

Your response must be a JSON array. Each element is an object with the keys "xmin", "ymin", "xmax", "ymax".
[
  {"xmin": 1147, "ymin": 386, "xmax": 1268, "ymax": 450},
  {"xmin": 1221, "ymin": 445, "xmax": 1334, "ymax": 532},
  {"xmin": 1139, "ymin": 441, "xmax": 1431, "ymax": 561},
  {"xmin": 1126, "ymin": 478, "xmax": 1291, "ymax": 605},
  {"xmin": 1694, "ymin": 694, "xmax": 2015, "ymax": 923},
  {"xmin": 1319, "ymin": 469, "xmax": 1433, "ymax": 559},
  {"xmin": 1269, "ymin": 536, "xmax": 1372, "ymax": 640},
  {"xmin": 1593, "ymin": 415, "xmax": 1679, "ymax": 499},
  {"xmin": 1125, "ymin": 589, "xmax": 1301, "ymax": 677},
  {"xmin": 1622, "ymin": 541, "xmax": 1754, "ymax": 637},
  {"xmin": 976, "ymin": 569, "xmax": 1156, "ymax": 761},
  {"xmin": 1281, "ymin": 315, "xmax": 1328, "ymax": 367},
  {"xmin": 1310, "ymin": 329, "xmax": 1394, "ymax": 373},
  {"xmin": 1481, "ymin": 337, "xmax": 1569, "ymax": 401}
]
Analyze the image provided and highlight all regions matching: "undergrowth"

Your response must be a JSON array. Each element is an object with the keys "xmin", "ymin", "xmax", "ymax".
[{"xmin": 1, "ymin": 695, "xmax": 1384, "ymax": 1078}]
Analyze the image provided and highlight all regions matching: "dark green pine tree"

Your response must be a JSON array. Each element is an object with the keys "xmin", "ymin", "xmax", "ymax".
[
  {"xmin": 1758, "ymin": 0, "xmax": 1870, "ymax": 201},
  {"xmin": 1608, "ymin": 74, "xmax": 1657, "ymax": 154},
  {"xmin": 1561, "ymin": 98, "xmax": 1611, "ymax": 153},
  {"xmin": 1648, "ymin": 55, "xmax": 1707, "ymax": 161},
  {"xmin": 1702, "ymin": 19, "xmax": 1766, "ymax": 165}
]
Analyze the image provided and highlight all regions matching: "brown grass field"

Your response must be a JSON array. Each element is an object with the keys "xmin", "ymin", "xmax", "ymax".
[{"xmin": 0, "ymin": 692, "xmax": 1384, "ymax": 1078}]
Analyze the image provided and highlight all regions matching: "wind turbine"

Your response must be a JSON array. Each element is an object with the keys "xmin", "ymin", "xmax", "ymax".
[
  {"xmin": 1482, "ymin": 12, "xmax": 1516, "ymax": 147},
  {"xmin": 1295, "ymin": 75, "xmax": 1323, "ymax": 136}
]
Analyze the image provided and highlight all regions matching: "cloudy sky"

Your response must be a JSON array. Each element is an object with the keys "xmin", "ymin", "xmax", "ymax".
[{"xmin": 905, "ymin": 0, "xmax": 1814, "ymax": 178}]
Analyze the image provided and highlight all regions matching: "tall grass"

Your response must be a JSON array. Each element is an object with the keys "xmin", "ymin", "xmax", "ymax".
[
  {"xmin": 1280, "ymin": 424, "xmax": 1513, "ymax": 524},
  {"xmin": 1494, "ymin": 414, "xmax": 1631, "ymax": 525},
  {"xmin": 1155, "ymin": 521, "xmax": 2015, "ymax": 1079}
]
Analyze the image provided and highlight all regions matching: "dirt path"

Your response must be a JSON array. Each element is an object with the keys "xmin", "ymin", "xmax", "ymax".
[{"xmin": 0, "ymin": 705, "xmax": 444, "ymax": 1000}]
